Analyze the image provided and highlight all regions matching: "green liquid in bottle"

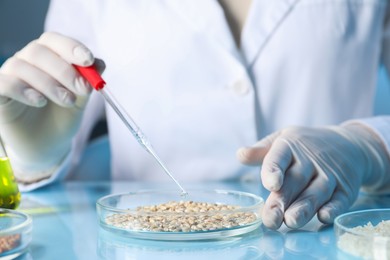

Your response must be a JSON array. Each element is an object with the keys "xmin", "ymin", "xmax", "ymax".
[{"xmin": 0, "ymin": 157, "xmax": 21, "ymax": 209}]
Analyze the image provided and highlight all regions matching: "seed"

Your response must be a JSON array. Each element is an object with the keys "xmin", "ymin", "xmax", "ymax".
[
  {"xmin": 0, "ymin": 234, "xmax": 20, "ymax": 254},
  {"xmin": 105, "ymin": 201, "xmax": 258, "ymax": 233}
]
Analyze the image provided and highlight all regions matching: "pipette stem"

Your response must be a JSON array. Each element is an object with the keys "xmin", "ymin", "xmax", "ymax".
[
  {"xmin": 99, "ymin": 88, "xmax": 187, "ymax": 196},
  {"xmin": 74, "ymin": 64, "xmax": 187, "ymax": 195},
  {"xmin": 142, "ymin": 144, "xmax": 188, "ymax": 196}
]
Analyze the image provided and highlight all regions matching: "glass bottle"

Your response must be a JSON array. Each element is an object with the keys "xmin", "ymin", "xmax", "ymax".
[{"xmin": 0, "ymin": 137, "xmax": 20, "ymax": 209}]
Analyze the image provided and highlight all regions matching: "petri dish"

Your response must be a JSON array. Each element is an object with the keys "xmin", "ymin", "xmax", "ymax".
[
  {"xmin": 96, "ymin": 189, "xmax": 264, "ymax": 241},
  {"xmin": 334, "ymin": 209, "xmax": 390, "ymax": 260},
  {"xmin": 0, "ymin": 209, "xmax": 32, "ymax": 259}
]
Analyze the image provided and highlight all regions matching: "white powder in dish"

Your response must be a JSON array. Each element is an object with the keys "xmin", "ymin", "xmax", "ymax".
[{"xmin": 338, "ymin": 220, "xmax": 390, "ymax": 260}]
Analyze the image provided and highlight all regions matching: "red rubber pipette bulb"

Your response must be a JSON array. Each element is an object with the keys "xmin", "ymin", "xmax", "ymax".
[{"xmin": 74, "ymin": 65, "xmax": 105, "ymax": 91}]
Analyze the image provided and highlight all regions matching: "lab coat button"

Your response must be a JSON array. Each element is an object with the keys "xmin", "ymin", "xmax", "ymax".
[{"xmin": 233, "ymin": 80, "xmax": 250, "ymax": 95}]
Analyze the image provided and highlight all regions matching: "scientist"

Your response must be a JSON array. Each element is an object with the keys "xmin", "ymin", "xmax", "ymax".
[{"xmin": 0, "ymin": 0, "xmax": 389, "ymax": 230}]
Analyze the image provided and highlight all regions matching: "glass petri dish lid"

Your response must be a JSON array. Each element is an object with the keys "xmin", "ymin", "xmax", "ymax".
[
  {"xmin": 0, "ymin": 209, "xmax": 32, "ymax": 259},
  {"xmin": 334, "ymin": 208, "xmax": 390, "ymax": 260},
  {"xmin": 96, "ymin": 189, "xmax": 264, "ymax": 241}
]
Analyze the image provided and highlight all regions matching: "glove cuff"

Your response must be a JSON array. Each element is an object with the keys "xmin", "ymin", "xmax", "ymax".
[
  {"xmin": 14, "ymin": 164, "xmax": 59, "ymax": 185},
  {"xmin": 9, "ymin": 151, "xmax": 69, "ymax": 186}
]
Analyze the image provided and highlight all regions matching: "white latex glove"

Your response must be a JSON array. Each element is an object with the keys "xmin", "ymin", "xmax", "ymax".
[
  {"xmin": 0, "ymin": 32, "xmax": 103, "ymax": 184},
  {"xmin": 237, "ymin": 124, "xmax": 390, "ymax": 229}
]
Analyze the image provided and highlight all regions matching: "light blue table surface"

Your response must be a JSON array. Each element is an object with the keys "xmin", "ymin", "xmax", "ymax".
[{"xmin": 13, "ymin": 180, "xmax": 390, "ymax": 260}]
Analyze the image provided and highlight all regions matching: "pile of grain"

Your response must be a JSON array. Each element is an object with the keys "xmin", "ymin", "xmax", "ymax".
[
  {"xmin": 0, "ymin": 234, "xmax": 20, "ymax": 254},
  {"xmin": 338, "ymin": 220, "xmax": 390, "ymax": 259},
  {"xmin": 105, "ymin": 200, "xmax": 257, "ymax": 232}
]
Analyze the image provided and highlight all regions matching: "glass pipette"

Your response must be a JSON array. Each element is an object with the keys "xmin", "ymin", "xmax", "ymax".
[{"xmin": 74, "ymin": 65, "xmax": 188, "ymax": 197}]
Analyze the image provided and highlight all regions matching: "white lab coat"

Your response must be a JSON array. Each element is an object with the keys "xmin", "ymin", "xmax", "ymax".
[{"xmin": 42, "ymin": 0, "xmax": 390, "ymax": 184}]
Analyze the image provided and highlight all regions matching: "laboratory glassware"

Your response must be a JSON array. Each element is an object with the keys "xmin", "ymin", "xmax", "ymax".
[{"xmin": 74, "ymin": 65, "xmax": 188, "ymax": 197}]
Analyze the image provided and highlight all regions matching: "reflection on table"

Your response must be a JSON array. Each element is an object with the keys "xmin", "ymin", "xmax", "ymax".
[{"xmin": 15, "ymin": 181, "xmax": 390, "ymax": 260}]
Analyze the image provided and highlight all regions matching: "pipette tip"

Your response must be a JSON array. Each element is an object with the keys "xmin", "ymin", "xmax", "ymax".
[{"xmin": 180, "ymin": 191, "xmax": 189, "ymax": 198}]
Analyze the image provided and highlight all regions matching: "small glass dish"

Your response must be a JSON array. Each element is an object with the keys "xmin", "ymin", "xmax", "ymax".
[
  {"xmin": 96, "ymin": 189, "xmax": 264, "ymax": 241},
  {"xmin": 0, "ymin": 209, "xmax": 32, "ymax": 259},
  {"xmin": 334, "ymin": 209, "xmax": 390, "ymax": 259}
]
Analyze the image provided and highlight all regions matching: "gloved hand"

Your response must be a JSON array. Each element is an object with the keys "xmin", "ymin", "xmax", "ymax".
[
  {"xmin": 237, "ymin": 124, "xmax": 390, "ymax": 229},
  {"xmin": 0, "ymin": 32, "xmax": 103, "ymax": 183}
]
